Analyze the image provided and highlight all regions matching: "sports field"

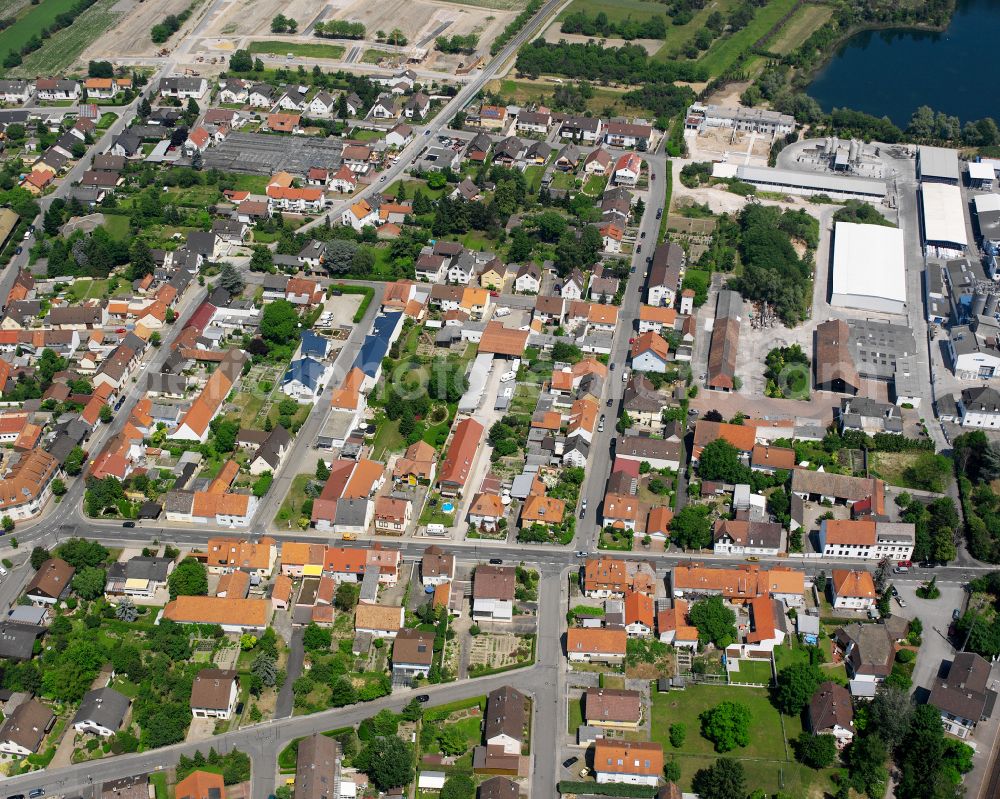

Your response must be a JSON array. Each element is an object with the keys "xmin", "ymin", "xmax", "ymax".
[{"xmin": 248, "ymin": 40, "xmax": 346, "ymax": 59}]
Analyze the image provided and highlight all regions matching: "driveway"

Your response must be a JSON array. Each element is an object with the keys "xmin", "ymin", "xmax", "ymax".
[
  {"xmin": 891, "ymin": 580, "xmax": 965, "ymax": 699},
  {"xmin": 275, "ymin": 627, "xmax": 305, "ymax": 719}
]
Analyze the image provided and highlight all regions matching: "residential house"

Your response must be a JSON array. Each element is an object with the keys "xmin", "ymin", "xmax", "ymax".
[
  {"xmin": 438, "ymin": 417, "xmax": 484, "ymax": 496},
  {"xmin": 354, "ymin": 603, "xmax": 405, "ymax": 638},
  {"xmin": 189, "ymin": 669, "xmax": 239, "ymax": 719},
  {"xmin": 472, "ymin": 565, "xmax": 516, "ymax": 622},
  {"xmin": 713, "ymin": 520, "xmax": 783, "ymax": 556},
  {"xmin": 71, "ymin": 687, "xmax": 130, "ymax": 738},
  {"xmin": 604, "ymin": 121, "xmax": 652, "ymax": 150},
  {"xmin": 0, "ymin": 699, "xmax": 54, "ymax": 756},
  {"xmin": 830, "ymin": 569, "xmax": 877, "ymax": 610},
  {"xmin": 483, "ymin": 686, "xmax": 525, "ymax": 754},
  {"xmin": 514, "ymin": 263, "xmax": 541, "ymax": 294},
  {"xmin": 593, "ymin": 741, "xmax": 663, "ymax": 786},
  {"xmin": 566, "ymin": 627, "xmax": 627, "ymax": 664},
  {"xmin": 818, "ymin": 519, "xmax": 915, "ymax": 561},
  {"xmin": 583, "ymin": 689, "xmax": 642, "ymax": 728},
  {"xmin": 928, "ymin": 652, "xmax": 997, "ymax": 738},
  {"xmin": 26, "ymin": 557, "xmax": 74, "ymax": 604},
  {"xmin": 612, "ymin": 153, "xmax": 642, "ymax": 186},
  {"xmin": 392, "ymin": 629, "xmax": 435, "ymax": 683},
  {"xmin": 807, "ymin": 682, "xmax": 855, "ymax": 748}
]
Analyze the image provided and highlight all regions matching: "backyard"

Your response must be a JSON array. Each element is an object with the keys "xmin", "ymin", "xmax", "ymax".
[{"xmin": 650, "ymin": 684, "xmax": 838, "ymax": 796}]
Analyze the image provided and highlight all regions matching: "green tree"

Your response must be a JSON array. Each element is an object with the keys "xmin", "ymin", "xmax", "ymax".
[
  {"xmin": 335, "ymin": 581, "xmax": 360, "ymax": 611},
  {"xmin": 355, "ymin": 735, "xmax": 414, "ymax": 791},
  {"xmin": 689, "ymin": 596, "xmax": 737, "ymax": 648},
  {"xmin": 261, "ymin": 299, "xmax": 299, "ymax": 344},
  {"xmin": 30, "ymin": 547, "xmax": 50, "ymax": 570},
  {"xmin": 669, "ymin": 723, "xmax": 686, "ymax": 748},
  {"xmin": 691, "ymin": 758, "xmax": 746, "ymax": 799},
  {"xmin": 440, "ymin": 773, "xmax": 474, "ymax": 799},
  {"xmin": 699, "ymin": 702, "xmax": 752, "ymax": 753},
  {"xmin": 773, "ymin": 663, "xmax": 822, "ymax": 716},
  {"xmin": 64, "ymin": 446, "xmax": 85, "ymax": 475},
  {"xmin": 99, "ymin": 404, "xmax": 113, "ymax": 423},
  {"xmin": 219, "ymin": 262, "xmax": 245, "ymax": 295},
  {"xmin": 303, "ymin": 623, "xmax": 332, "ymax": 652},
  {"xmin": 794, "ymin": 732, "xmax": 837, "ymax": 768},
  {"xmin": 845, "ymin": 735, "xmax": 888, "ymax": 798},
  {"xmin": 669, "ymin": 505, "xmax": 712, "ymax": 550},
  {"xmin": 316, "ymin": 459, "xmax": 331, "ymax": 480},
  {"xmin": 229, "ymin": 49, "xmax": 253, "ymax": 72},
  {"xmin": 167, "ymin": 557, "xmax": 209, "ymax": 599},
  {"xmin": 697, "ymin": 439, "xmax": 751, "ymax": 483},
  {"xmin": 437, "ymin": 724, "xmax": 467, "ymax": 756},
  {"xmin": 72, "ymin": 565, "xmax": 106, "ymax": 600},
  {"xmin": 251, "ymin": 653, "xmax": 278, "ymax": 687}
]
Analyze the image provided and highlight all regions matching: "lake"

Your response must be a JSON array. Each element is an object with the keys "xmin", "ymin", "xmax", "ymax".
[{"xmin": 807, "ymin": 0, "xmax": 1000, "ymax": 126}]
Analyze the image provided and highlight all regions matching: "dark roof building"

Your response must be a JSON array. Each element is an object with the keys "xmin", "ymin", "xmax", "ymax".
[
  {"xmin": 295, "ymin": 733, "xmax": 340, "ymax": 799},
  {"xmin": 928, "ymin": 652, "xmax": 997, "ymax": 733},
  {"xmin": 72, "ymin": 687, "xmax": 130, "ymax": 737}
]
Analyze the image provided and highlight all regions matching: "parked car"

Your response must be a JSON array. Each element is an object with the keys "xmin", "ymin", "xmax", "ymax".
[
  {"xmin": 563, "ymin": 757, "xmax": 579, "ymax": 769},
  {"xmin": 122, "ymin": 521, "xmax": 136, "ymax": 528},
  {"xmin": 953, "ymin": 608, "xmax": 962, "ymax": 621},
  {"xmin": 896, "ymin": 596, "xmax": 907, "ymax": 608},
  {"xmin": 489, "ymin": 558, "xmax": 503, "ymax": 565},
  {"xmin": 417, "ymin": 694, "xmax": 430, "ymax": 702}
]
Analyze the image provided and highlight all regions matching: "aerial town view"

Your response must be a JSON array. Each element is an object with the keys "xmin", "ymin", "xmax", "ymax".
[{"xmin": 0, "ymin": 0, "xmax": 997, "ymax": 796}]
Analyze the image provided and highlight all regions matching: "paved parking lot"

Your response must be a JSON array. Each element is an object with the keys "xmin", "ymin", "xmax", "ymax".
[{"xmin": 203, "ymin": 132, "xmax": 345, "ymax": 175}]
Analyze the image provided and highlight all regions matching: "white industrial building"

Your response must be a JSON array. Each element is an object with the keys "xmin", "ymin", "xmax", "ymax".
[
  {"xmin": 920, "ymin": 182, "xmax": 968, "ymax": 256},
  {"xmin": 728, "ymin": 165, "xmax": 886, "ymax": 201},
  {"xmin": 830, "ymin": 222, "xmax": 907, "ymax": 315},
  {"xmin": 917, "ymin": 145, "xmax": 960, "ymax": 184}
]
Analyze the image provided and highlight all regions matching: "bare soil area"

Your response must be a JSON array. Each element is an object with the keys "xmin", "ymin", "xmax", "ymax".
[{"xmin": 84, "ymin": 0, "xmax": 203, "ymax": 59}]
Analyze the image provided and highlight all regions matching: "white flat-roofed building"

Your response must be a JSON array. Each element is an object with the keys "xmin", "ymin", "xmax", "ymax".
[
  {"xmin": 918, "ymin": 145, "xmax": 960, "ymax": 184},
  {"xmin": 969, "ymin": 161, "xmax": 995, "ymax": 189},
  {"xmin": 830, "ymin": 222, "xmax": 907, "ymax": 315},
  {"xmin": 921, "ymin": 182, "xmax": 968, "ymax": 255},
  {"xmin": 734, "ymin": 165, "xmax": 886, "ymax": 201}
]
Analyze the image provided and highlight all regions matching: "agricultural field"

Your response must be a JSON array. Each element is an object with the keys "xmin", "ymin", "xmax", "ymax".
[
  {"xmin": 556, "ymin": 0, "xmax": 666, "ymax": 26},
  {"xmin": 769, "ymin": 3, "xmax": 832, "ymax": 55},
  {"xmin": 11, "ymin": 0, "xmax": 124, "ymax": 76},
  {"xmin": 0, "ymin": 0, "xmax": 79, "ymax": 73},
  {"xmin": 248, "ymin": 40, "xmax": 346, "ymax": 59},
  {"xmin": 695, "ymin": 0, "xmax": 799, "ymax": 76},
  {"xmin": 652, "ymin": 0, "xmax": 739, "ymax": 61}
]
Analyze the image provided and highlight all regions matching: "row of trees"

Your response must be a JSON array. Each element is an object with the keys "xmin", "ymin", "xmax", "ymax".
[
  {"xmin": 151, "ymin": 4, "xmax": 194, "ymax": 43},
  {"xmin": 314, "ymin": 20, "xmax": 366, "ymax": 39},
  {"xmin": 515, "ymin": 39, "xmax": 708, "ymax": 84},
  {"xmin": 435, "ymin": 34, "xmax": 479, "ymax": 54},
  {"xmin": 560, "ymin": 11, "xmax": 668, "ymax": 40},
  {"xmin": 270, "ymin": 14, "xmax": 299, "ymax": 33}
]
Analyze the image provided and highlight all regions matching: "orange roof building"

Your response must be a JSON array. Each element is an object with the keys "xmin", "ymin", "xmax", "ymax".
[
  {"xmin": 162, "ymin": 596, "xmax": 271, "ymax": 631},
  {"xmin": 692, "ymin": 420, "xmax": 757, "ymax": 459},
  {"xmin": 624, "ymin": 591, "xmax": 654, "ymax": 634},
  {"xmin": 478, "ymin": 322, "xmax": 529, "ymax": 356},
  {"xmin": 831, "ymin": 569, "xmax": 877, "ymax": 609},
  {"xmin": 566, "ymin": 627, "xmax": 627, "ymax": 663},
  {"xmin": 176, "ymin": 771, "xmax": 225, "ymax": 799},
  {"xmin": 593, "ymin": 741, "xmax": 663, "ymax": 782},
  {"xmin": 672, "ymin": 564, "xmax": 804, "ymax": 605},
  {"xmin": 438, "ymin": 417, "xmax": 484, "ymax": 494},
  {"xmin": 520, "ymin": 494, "xmax": 565, "ymax": 528}
]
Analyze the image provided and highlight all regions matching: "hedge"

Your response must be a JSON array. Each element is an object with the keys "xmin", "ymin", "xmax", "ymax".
[{"xmin": 557, "ymin": 782, "xmax": 658, "ymax": 797}]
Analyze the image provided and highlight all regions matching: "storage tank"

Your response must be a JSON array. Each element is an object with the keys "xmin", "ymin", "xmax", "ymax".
[
  {"xmin": 849, "ymin": 140, "xmax": 859, "ymax": 163},
  {"xmin": 972, "ymin": 289, "xmax": 989, "ymax": 316}
]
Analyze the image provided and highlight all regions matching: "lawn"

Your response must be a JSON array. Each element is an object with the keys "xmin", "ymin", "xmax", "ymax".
[
  {"xmin": 348, "ymin": 127, "xmax": 384, "ymax": 143},
  {"xmin": 275, "ymin": 473, "xmax": 314, "ymax": 525},
  {"xmin": 387, "ymin": 178, "xmax": 445, "ymax": 202},
  {"xmin": 769, "ymin": 4, "xmax": 833, "ymax": 55},
  {"xmin": 5, "ymin": 0, "xmax": 121, "ymax": 77},
  {"xmin": 696, "ymin": 0, "xmax": 799, "ymax": 77},
  {"xmin": 651, "ymin": 685, "xmax": 837, "ymax": 795},
  {"xmin": 361, "ymin": 49, "xmax": 392, "ymax": 64},
  {"xmin": 567, "ymin": 696, "xmax": 583, "ymax": 733},
  {"xmin": 68, "ymin": 278, "xmax": 109, "ymax": 301},
  {"xmin": 550, "ymin": 171, "xmax": 577, "ymax": 191},
  {"xmin": 150, "ymin": 772, "xmax": 168, "ymax": 799},
  {"xmin": 165, "ymin": 184, "xmax": 223, "ymax": 208},
  {"xmin": 581, "ymin": 175, "xmax": 607, "ymax": 196},
  {"xmin": 728, "ymin": 658, "xmax": 773, "ymax": 685},
  {"xmin": 248, "ymin": 41, "xmax": 346, "ymax": 59},
  {"xmin": 557, "ymin": 0, "xmax": 667, "ymax": 25},
  {"xmin": 227, "ymin": 173, "xmax": 270, "ymax": 193},
  {"xmin": 371, "ymin": 414, "xmax": 405, "ymax": 460},
  {"xmin": 96, "ymin": 112, "xmax": 118, "ymax": 130},
  {"xmin": 869, "ymin": 450, "xmax": 950, "ymax": 493},
  {"xmin": 524, "ymin": 164, "xmax": 545, "ymax": 193}
]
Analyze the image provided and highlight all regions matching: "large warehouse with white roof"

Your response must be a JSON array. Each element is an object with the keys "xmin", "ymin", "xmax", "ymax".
[
  {"xmin": 731, "ymin": 165, "xmax": 886, "ymax": 201},
  {"xmin": 920, "ymin": 182, "xmax": 969, "ymax": 255},
  {"xmin": 830, "ymin": 222, "xmax": 907, "ymax": 315}
]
